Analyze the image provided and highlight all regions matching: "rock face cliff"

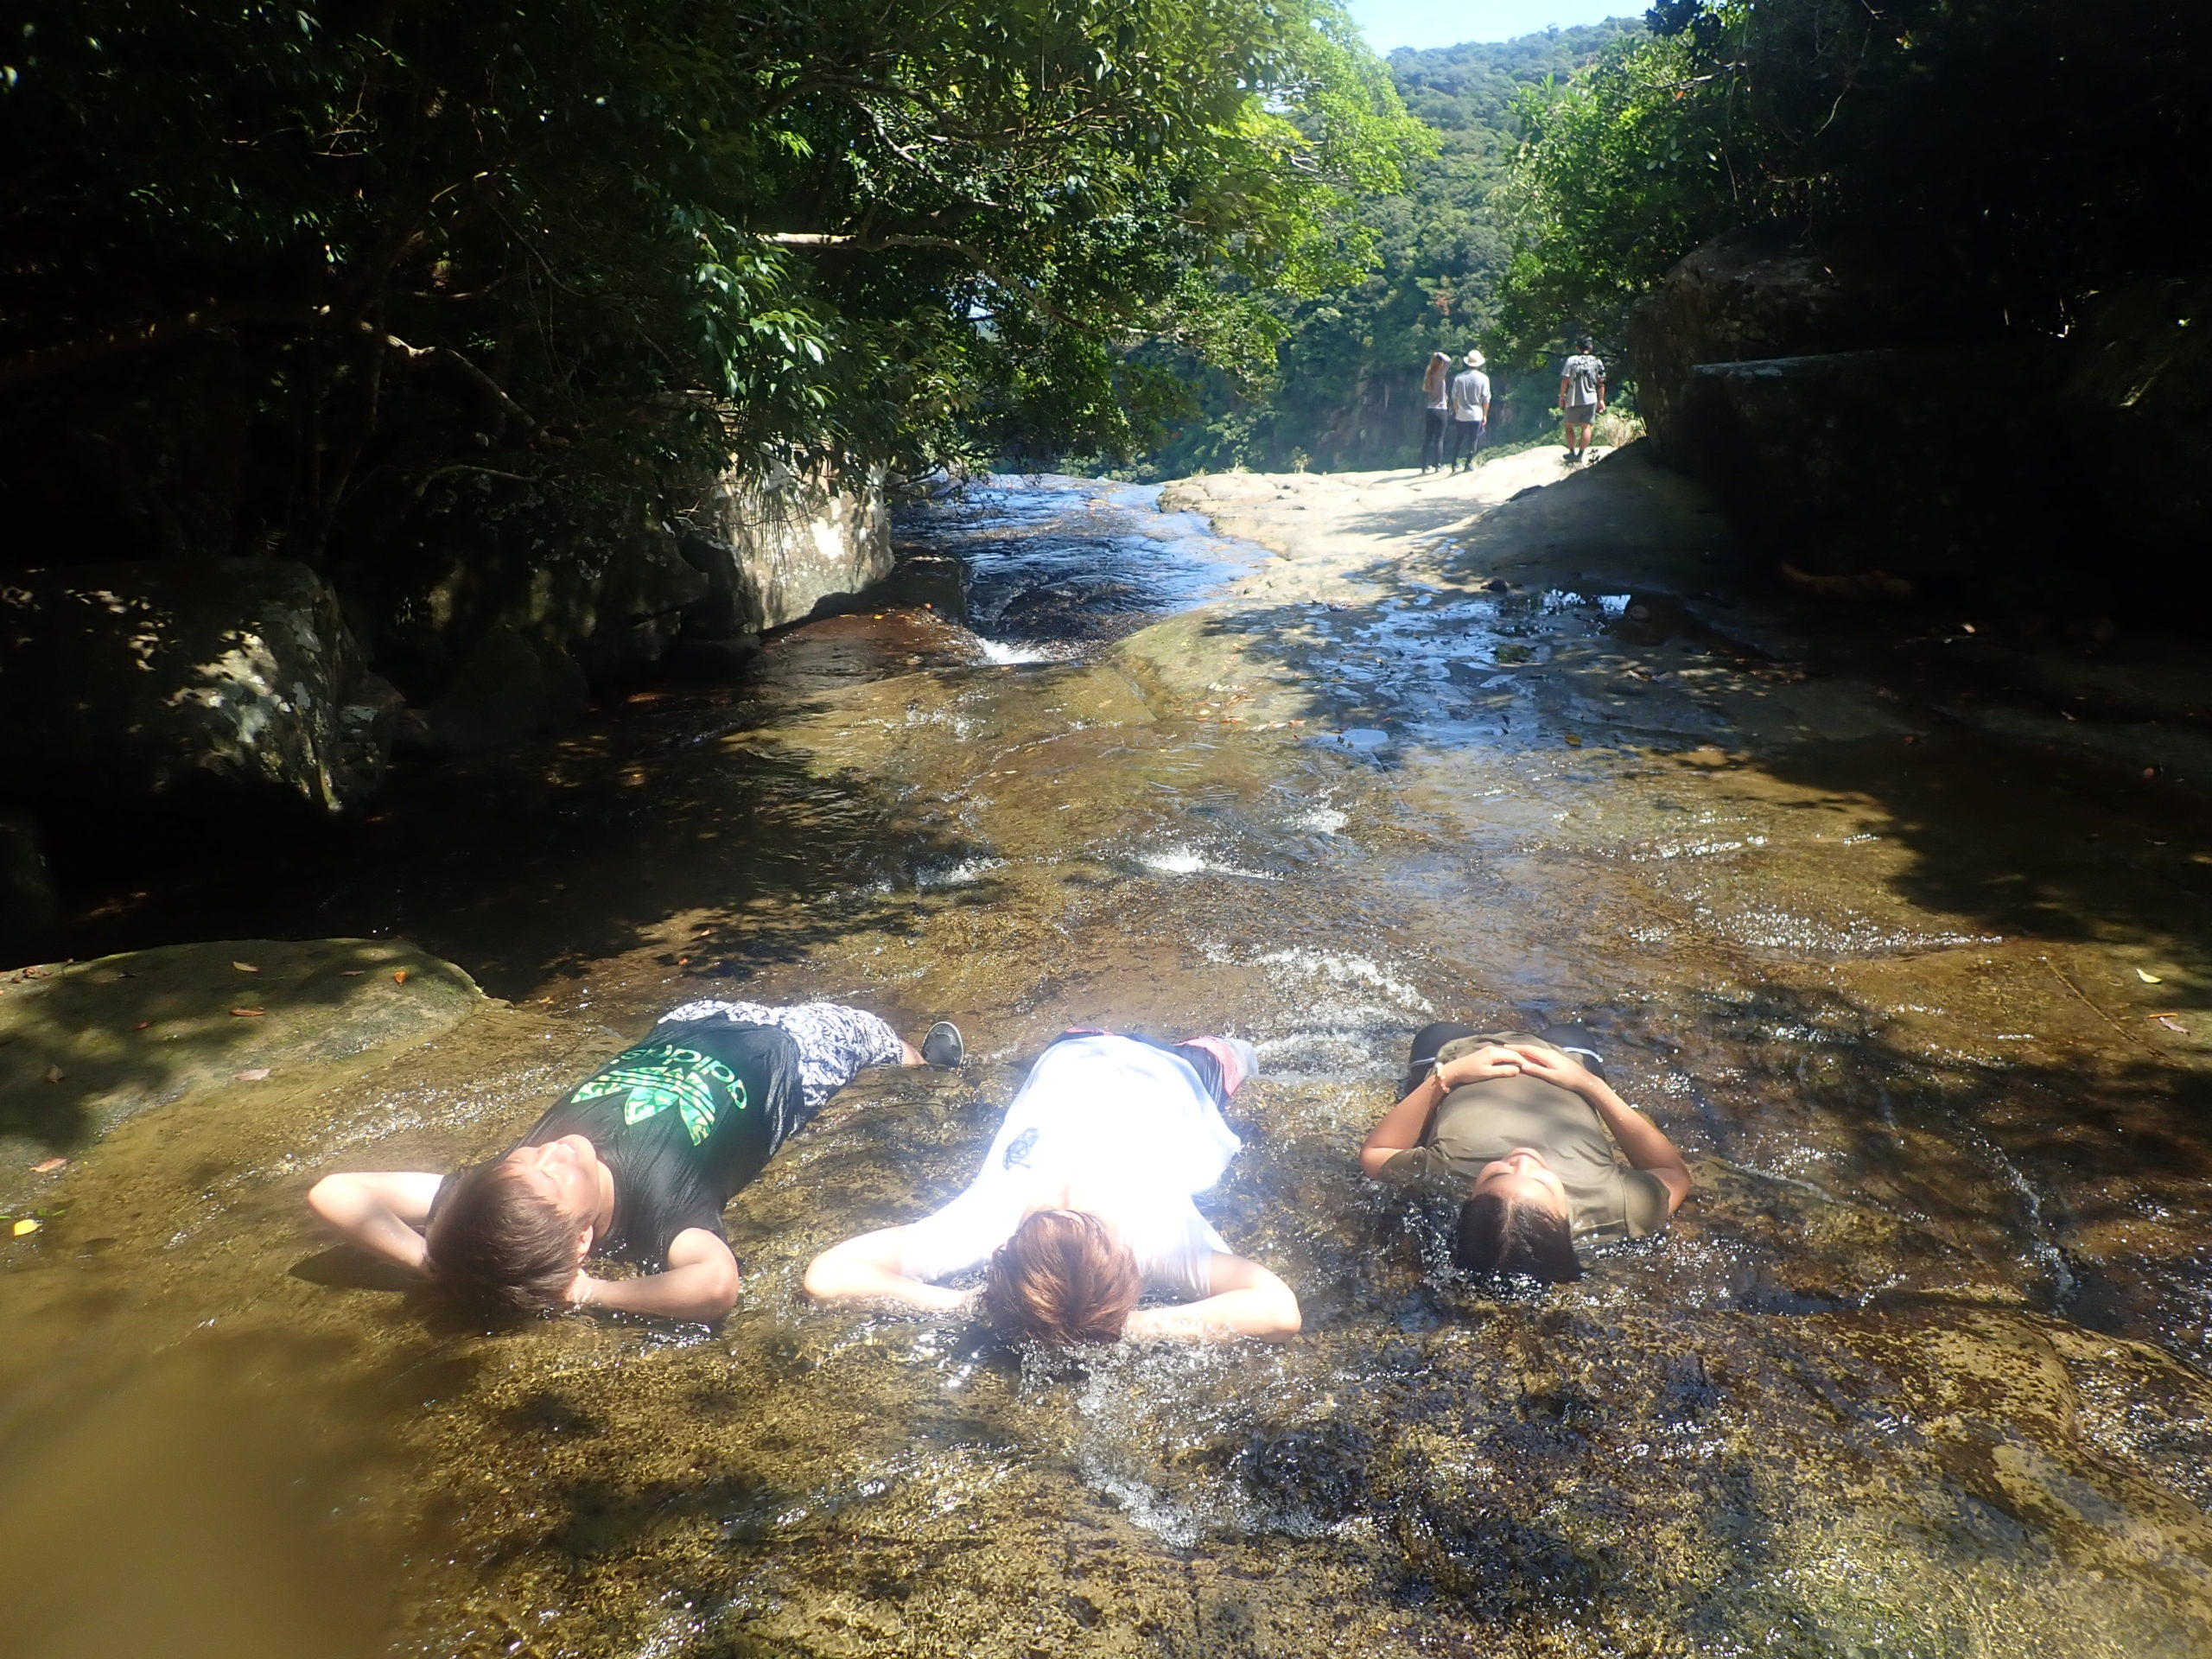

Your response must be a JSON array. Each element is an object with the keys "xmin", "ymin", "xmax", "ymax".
[
  {"xmin": 0, "ymin": 459, "xmax": 893, "ymax": 916},
  {"xmin": 1628, "ymin": 232, "xmax": 2209, "ymax": 607},
  {"xmin": 0, "ymin": 560, "xmax": 401, "ymax": 814}
]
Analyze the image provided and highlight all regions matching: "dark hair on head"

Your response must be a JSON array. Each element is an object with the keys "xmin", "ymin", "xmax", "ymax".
[
  {"xmin": 424, "ymin": 1156, "xmax": 582, "ymax": 1318},
  {"xmin": 982, "ymin": 1210, "xmax": 1143, "ymax": 1344},
  {"xmin": 1453, "ymin": 1192, "xmax": 1583, "ymax": 1283}
]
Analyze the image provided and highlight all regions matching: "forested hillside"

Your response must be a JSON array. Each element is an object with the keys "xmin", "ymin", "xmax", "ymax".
[{"xmin": 1141, "ymin": 18, "xmax": 1643, "ymax": 478}]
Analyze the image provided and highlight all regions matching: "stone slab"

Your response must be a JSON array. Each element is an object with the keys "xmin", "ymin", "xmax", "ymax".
[{"xmin": 0, "ymin": 938, "xmax": 482, "ymax": 1173}]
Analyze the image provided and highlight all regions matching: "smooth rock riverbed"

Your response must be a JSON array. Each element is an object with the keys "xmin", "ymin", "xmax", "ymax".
[{"xmin": 7, "ymin": 448, "xmax": 2212, "ymax": 1658}]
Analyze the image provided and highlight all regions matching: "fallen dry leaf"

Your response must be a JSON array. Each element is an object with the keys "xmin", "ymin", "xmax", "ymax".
[
  {"xmin": 2157, "ymin": 1015, "xmax": 2189, "ymax": 1033},
  {"xmin": 2137, "ymin": 969, "xmax": 2165, "ymax": 983},
  {"xmin": 44, "ymin": 1064, "xmax": 62, "ymax": 1084},
  {"xmin": 232, "ymin": 960, "xmax": 260, "ymax": 973},
  {"xmin": 229, "ymin": 1007, "xmax": 264, "ymax": 1018},
  {"xmin": 392, "ymin": 969, "xmax": 409, "ymax": 985},
  {"xmin": 234, "ymin": 1067, "xmax": 271, "ymax": 1082},
  {"xmin": 30, "ymin": 1156, "xmax": 66, "ymax": 1174},
  {"xmin": 11, "ymin": 1217, "xmax": 39, "ymax": 1237}
]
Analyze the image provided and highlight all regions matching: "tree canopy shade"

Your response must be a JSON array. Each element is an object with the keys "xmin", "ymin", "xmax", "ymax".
[
  {"xmin": 1498, "ymin": 0, "xmax": 2212, "ymax": 349},
  {"xmin": 0, "ymin": 0, "xmax": 1424, "ymax": 564}
]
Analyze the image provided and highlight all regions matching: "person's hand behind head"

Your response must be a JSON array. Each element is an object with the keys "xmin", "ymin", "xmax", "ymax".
[
  {"xmin": 1435, "ymin": 1044, "xmax": 1523, "ymax": 1090},
  {"xmin": 1499, "ymin": 1042, "xmax": 1595, "ymax": 1094}
]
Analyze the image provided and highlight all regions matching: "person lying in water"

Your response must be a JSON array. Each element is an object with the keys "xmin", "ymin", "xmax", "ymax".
[
  {"xmin": 804, "ymin": 1030, "xmax": 1300, "ymax": 1344},
  {"xmin": 308, "ymin": 1001, "xmax": 964, "ymax": 1321},
  {"xmin": 1359, "ymin": 1021, "xmax": 1692, "ymax": 1281}
]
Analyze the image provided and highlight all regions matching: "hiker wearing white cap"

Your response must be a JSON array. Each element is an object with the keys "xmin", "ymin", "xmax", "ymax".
[{"xmin": 1447, "ymin": 349, "xmax": 1491, "ymax": 474}]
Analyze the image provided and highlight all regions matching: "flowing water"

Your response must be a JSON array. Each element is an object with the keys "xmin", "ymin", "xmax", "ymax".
[{"xmin": 7, "ymin": 469, "xmax": 2212, "ymax": 1657}]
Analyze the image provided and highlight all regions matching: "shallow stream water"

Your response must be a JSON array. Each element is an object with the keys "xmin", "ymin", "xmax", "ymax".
[{"xmin": 8, "ymin": 473, "xmax": 2212, "ymax": 1657}]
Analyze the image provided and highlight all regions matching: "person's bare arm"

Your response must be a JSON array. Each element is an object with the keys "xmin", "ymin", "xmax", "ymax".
[
  {"xmin": 803, "ymin": 1226, "xmax": 972, "ymax": 1313},
  {"xmin": 1597, "ymin": 374, "xmax": 1608, "ymax": 412},
  {"xmin": 1358, "ymin": 1044, "xmax": 1524, "ymax": 1176},
  {"xmin": 307, "ymin": 1171, "xmax": 444, "ymax": 1274},
  {"xmin": 1502, "ymin": 1045, "xmax": 1691, "ymax": 1214},
  {"xmin": 1122, "ymin": 1253, "xmax": 1301, "ymax": 1344},
  {"xmin": 571, "ymin": 1227, "xmax": 741, "ymax": 1322},
  {"xmin": 1558, "ymin": 377, "xmax": 1570, "ymax": 410}
]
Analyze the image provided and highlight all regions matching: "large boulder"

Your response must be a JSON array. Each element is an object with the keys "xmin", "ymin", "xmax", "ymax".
[
  {"xmin": 339, "ymin": 485, "xmax": 709, "ymax": 701},
  {"xmin": 1627, "ymin": 227, "xmax": 1978, "ymax": 464},
  {"xmin": 2063, "ymin": 277, "xmax": 2212, "ymax": 561},
  {"xmin": 410, "ymin": 624, "xmax": 592, "ymax": 753},
  {"xmin": 0, "ymin": 559, "xmax": 401, "ymax": 814},
  {"xmin": 1677, "ymin": 342, "xmax": 2064, "ymax": 584},
  {"xmin": 677, "ymin": 461, "xmax": 893, "ymax": 637},
  {"xmin": 0, "ymin": 810, "xmax": 57, "ymax": 954}
]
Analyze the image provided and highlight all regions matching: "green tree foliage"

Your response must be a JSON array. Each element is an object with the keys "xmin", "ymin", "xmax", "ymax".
[
  {"xmin": 1500, "ymin": 0, "xmax": 2212, "ymax": 353},
  {"xmin": 1496, "ymin": 29, "xmax": 1751, "ymax": 353},
  {"xmin": 1141, "ymin": 21, "xmax": 1642, "ymax": 478},
  {"xmin": 0, "ymin": 0, "xmax": 1423, "ymax": 566}
]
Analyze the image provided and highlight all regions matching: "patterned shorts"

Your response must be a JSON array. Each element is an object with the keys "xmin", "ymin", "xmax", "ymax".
[{"xmin": 659, "ymin": 1000, "xmax": 906, "ymax": 1109}]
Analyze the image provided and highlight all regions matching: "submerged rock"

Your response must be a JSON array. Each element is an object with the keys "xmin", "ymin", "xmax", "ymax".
[
  {"xmin": 1626, "ymin": 227, "xmax": 1974, "ymax": 466},
  {"xmin": 0, "ymin": 559, "xmax": 401, "ymax": 813}
]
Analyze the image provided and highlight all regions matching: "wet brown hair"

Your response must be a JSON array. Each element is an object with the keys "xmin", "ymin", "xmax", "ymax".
[
  {"xmin": 424, "ymin": 1156, "xmax": 583, "ymax": 1318},
  {"xmin": 1454, "ymin": 1193, "xmax": 1583, "ymax": 1283},
  {"xmin": 982, "ymin": 1210, "xmax": 1143, "ymax": 1344}
]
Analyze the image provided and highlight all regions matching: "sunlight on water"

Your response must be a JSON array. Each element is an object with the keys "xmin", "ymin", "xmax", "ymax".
[{"xmin": 9, "ymin": 472, "xmax": 2212, "ymax": 1659}]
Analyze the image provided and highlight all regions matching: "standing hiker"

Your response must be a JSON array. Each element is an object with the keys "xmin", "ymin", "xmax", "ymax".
[
  {"xmin": 1559, "ymin": 337, "xmax": 1605, "ymax": 463},
  {"xmin": 1448, "ymin": 350, "xmax": 1491, "ymax": 474},
  {"xmin": 1419, "ymin": 352, "xmax": 1452, "ymax": 473}
]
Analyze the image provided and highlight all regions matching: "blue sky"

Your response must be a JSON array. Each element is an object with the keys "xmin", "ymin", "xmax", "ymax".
[{"xmin": 1345, "ymin": 0, "xmax": 1639, "ymax": 51}]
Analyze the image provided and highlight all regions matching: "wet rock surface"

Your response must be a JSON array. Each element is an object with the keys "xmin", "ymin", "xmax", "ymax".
[
  {"xmin": 0, "ymin": 937, "xmax": 482, "ymax": 1205},
  {"xmin": 7, "ymin": 459, "xmax": 2212, "ymax": 1656}
]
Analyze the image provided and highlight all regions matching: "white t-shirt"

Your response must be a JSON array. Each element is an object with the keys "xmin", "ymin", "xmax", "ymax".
[{"xmin": 898, "ymin": 1035, "xmax": 1243, "ymax": 1301}]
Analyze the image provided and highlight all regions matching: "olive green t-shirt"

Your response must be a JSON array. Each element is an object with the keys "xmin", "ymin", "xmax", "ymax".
[{"xmin": 1378, "ymin": 1032, "xmax": 1670, "ymax": 1242}]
